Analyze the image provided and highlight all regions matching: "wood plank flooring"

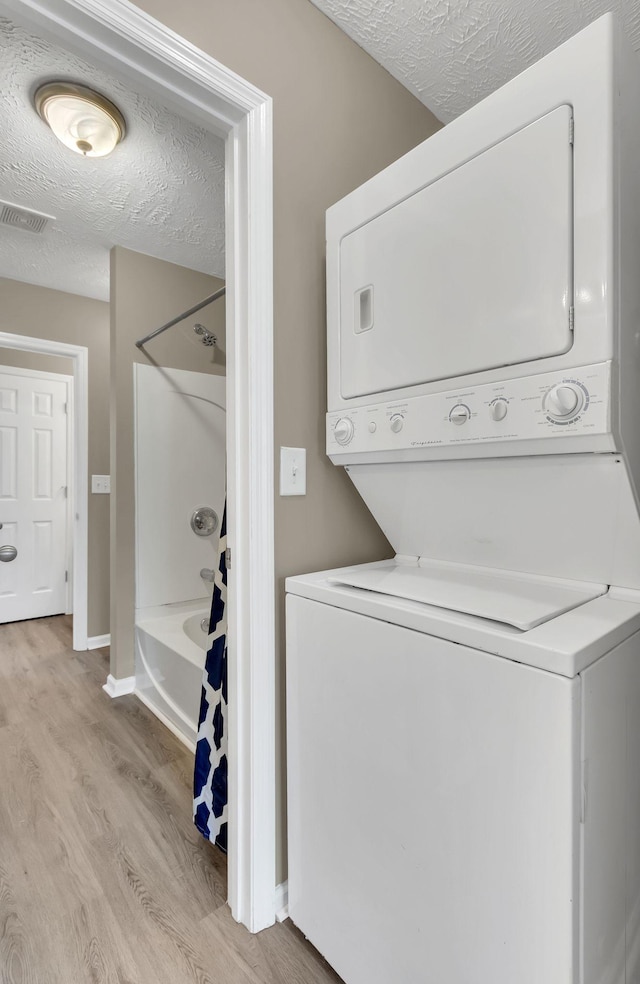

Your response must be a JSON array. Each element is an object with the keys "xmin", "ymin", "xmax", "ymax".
[{"xmin": 0, "ymin": 615, "xmax": 343, "ymax": 984}]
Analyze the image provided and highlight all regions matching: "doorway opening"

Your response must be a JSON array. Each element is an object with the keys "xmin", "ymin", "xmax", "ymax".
[{"xmin": 1, "ymin": 0, "xmax": 275, "ymax": 933}]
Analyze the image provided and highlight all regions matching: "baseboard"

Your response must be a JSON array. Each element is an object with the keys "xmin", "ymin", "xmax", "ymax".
[
  {"xmin": 102, "ymin": 674, "xmax": 135, "ymax": 698},
  {"xmin": 275, "ymin": 880, "xmax": 289, "ymax": 922},
  {"xmin": 88, "ymin": 633, "xmax": 111, "ymax": 650}
]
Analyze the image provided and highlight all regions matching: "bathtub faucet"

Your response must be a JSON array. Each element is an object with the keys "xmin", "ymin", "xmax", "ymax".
[{"xmin": 200, "ymin": 568, "xmax": 215, "ymax": 583}]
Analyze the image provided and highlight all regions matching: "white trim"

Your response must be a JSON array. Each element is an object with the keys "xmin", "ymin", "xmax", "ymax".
[
  {"xmin": 275, "ymin": 880, "xmax": 289, "ymax": 923},
  {"xmin": 5, "ymin": 0, "xmax": 276, "ymax": 932},
  {"xmin": 0, "ymin": 332, "xmax": 89, "ymax": 651},
  {"xmin": 102, "ymin": 673, "xmax": 135, "ymax": 697},
  {"xmin": 225, "ymin": 87, "xmax": 276, "ymax": 935},
  {"xmin": 88, "ymin": 633, "xmax": 111, "ymax": 649},
  {"xmin": 0, "ymin": 363, "xmax": 73, "ymax": 382},
  {"xmin": 135, "ymin": 689, "xmax": 196, "ymax": 753},
  {"xmin": 64, "ymin": 377, "xmax": 74, "ymax": 615}
]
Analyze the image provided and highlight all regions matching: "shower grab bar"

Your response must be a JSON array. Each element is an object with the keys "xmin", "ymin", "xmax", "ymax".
[{"xmin": 135, "ymin": 285, "xmax": 226, "ymax": 349}]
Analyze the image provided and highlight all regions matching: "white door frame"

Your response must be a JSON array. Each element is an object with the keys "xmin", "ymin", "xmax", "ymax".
[
  {"xmin": 0, "ymin": 334, "xmax": 88, "ymax": 650},
  {"xmin": 3, "ymin": 0, "xmax": 276, "ymax": 933}
]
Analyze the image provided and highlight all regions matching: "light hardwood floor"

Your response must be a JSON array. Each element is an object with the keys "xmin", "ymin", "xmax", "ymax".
[{"xmin": 0, "ymin": 615, "xmax": 342, "ymax": 984}]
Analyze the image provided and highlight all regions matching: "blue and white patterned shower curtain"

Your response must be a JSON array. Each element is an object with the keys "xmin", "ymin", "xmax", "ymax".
[{"xmin": 193, "ymin": 502, "xmax": 228, "ymax": 852}]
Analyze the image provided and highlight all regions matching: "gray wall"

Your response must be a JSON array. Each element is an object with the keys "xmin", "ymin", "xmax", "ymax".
[
  {"xmin": 0, "ymin": 277, "xmax": 110, "ymax": 637},
  {"xmin": 0, "ymin": 350, "xmax": 74, "ymax": 376},
  {"xmin": 110, "ymin": 247, "xmax": 225, "ymax": 680},
  {"xmin": 133, "ymin": 0, "xmax": 442, "ymax": 881}
]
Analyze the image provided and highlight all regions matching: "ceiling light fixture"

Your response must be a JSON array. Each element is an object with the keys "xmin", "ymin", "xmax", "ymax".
[{"xmin": 34, "ymin": 82, "xmax": 126, "ymax": 158}]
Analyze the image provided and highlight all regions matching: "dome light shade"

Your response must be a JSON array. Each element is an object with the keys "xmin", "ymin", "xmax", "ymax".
[{"xmin": 34, "ymin": 82, "xmax": 126, "ymax": 158}]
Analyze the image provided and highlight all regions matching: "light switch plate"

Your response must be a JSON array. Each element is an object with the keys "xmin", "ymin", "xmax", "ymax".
[
  {"xmin": 280, "ymin": 447, "xmax": 306, "ymax": 496},
  {"xmin": 91, "ymin": 475, "xmax": 111, "ymax": 494}
]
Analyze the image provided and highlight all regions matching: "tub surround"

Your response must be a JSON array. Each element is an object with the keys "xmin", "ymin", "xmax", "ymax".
[
  {"xmin": 134, "ymin": 364, "xmax": 226, "ymax": 746},
  {"xmin": 134, "ymin": 365, "xmax": 226, "ymax": 610}
]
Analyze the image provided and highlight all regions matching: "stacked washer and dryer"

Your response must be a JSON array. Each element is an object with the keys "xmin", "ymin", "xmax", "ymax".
[{"xmin": 286, "ymin": 14, "xmax": 640, "ymax": 984}]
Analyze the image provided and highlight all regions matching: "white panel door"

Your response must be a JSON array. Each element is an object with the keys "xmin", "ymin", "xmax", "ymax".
[
  {"xmin": 286, "ymin": 595, "xmax": 581, "ymax": 984},
  {"xmin": 0, "ymin": 369, "xmax": 70, "ymax": 623},
  {"xmin": 339, "ymin": 106, "xmax": 574, "ymax": 398}
]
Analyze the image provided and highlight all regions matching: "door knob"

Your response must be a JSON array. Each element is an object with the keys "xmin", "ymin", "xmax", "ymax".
[
  {"xmin": 190, "ymin": 506, "xmax": 219, "ymax": 537},
  {"xmin": 0, "ymin": 545, "xmax": 17, "ymax": 562}
]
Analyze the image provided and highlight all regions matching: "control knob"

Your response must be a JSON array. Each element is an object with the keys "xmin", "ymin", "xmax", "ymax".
[
  {"xmin": 333, "ymin": 417, "xmax": 354, "ymax": 445},
  {"xmin": 450, "ymin": 404, "xmax": 470, "ymax": 426},
  {"xmin": 544, "ymin": 384, "xmax": 583, "ymax": 420},
  {"xmin": 390, "ymin": 414, "xmax": 404, "ymax": 433},
  {"xmin": 490, "ymin": 400, "xmax": 508, "ymax": 422}
]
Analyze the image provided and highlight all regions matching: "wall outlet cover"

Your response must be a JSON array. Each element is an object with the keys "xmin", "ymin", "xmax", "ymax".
[{"xmin": 91, "ymin": 475, "xmax": 111, "ymax": 494}]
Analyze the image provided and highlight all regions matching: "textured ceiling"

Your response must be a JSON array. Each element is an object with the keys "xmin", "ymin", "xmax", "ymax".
[
  {"xmin": 309, "ymin": 0, "xmax": 640, "ymax": 123},
  {"xmin": 0, "ymin": 15, "xmax": 225, "ymax": 301}
]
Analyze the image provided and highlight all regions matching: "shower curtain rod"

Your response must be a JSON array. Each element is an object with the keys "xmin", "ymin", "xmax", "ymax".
[{"xmin": 135, "ymin": 285, "xmax": 226, "ymax": 349}]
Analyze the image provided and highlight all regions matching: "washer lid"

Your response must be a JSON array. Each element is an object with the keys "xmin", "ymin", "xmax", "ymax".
[{"xmin": 328, "ymin": 559, "xmax": 606, "ymax": 631}]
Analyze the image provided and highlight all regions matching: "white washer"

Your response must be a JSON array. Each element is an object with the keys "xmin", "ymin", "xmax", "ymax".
[{"xmin": 286, "ymin": 560, "xmax": 640, "ymax": 984}]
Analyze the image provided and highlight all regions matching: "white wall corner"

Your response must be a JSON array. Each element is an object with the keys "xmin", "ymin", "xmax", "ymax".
[
  {"xmin": 88, "ymin": 633, "xmax": 111, "ymax": 650},
  {"xmin": 102, "ymin": 674, "xmax": 135, "ymax": 698},
  {"xmin": 275, "ymin": 880, "xmax": 289, "ymax": 923}
]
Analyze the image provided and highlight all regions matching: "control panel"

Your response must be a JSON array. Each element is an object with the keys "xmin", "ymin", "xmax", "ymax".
[{"xmin": 327, "ymin": 363, "xmax": 611, "ymax": 455}]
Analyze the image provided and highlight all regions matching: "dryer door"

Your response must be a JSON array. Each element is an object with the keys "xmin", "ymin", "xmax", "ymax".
[{"xmin": 339, "ymin": 105, "xmax": 574, "ymax": 399}]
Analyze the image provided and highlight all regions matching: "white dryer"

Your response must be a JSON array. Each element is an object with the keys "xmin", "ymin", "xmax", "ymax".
[{"xmin": 286, "ymin": 13, "xmax": 640, "ymax": 984}]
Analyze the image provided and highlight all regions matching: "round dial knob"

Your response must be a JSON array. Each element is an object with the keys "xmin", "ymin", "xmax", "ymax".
[
  {"xmin": 334, "ymin": 417, "xmax": 354, "ymax": 445},
  {"xmin": 450, "ymin": 404, "xmax": 470, "ymax": 426},
  {"xmin": 490, "ymin": 400, "xmax": 508, "ymax": 422},
  {"xmin": 545, "ymin": 384, "xmax": 582, "ymax": 419},
  {"xmin": 390, "ymin": 414, "xmax": 404, "ymax": 433}
]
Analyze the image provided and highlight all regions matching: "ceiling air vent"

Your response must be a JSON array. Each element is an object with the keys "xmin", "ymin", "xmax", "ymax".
[{"xmin": 0, "ymin": 200, "xmax": 55, "ymax": 234}]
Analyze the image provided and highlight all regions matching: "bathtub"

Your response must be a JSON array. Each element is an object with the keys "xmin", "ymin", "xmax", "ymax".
[{"xmin": 135, "ymin": 600, "xmax": 211, "ymax": 750}]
